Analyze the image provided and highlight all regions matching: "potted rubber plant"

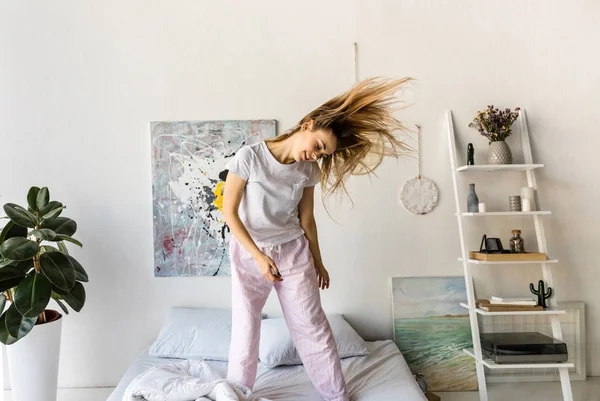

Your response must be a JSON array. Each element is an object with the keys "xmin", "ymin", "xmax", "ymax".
[
  {"xmin": 0, "ymin": 186, "xmax": 88, "ymax": 401},
  {"xmin": 468, "ymin": 105, "xmax": 520, "ymax": 164}
]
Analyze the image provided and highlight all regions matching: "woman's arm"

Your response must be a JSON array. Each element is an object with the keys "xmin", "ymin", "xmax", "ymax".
[
  {"xmin": 299, "ymin": 185, "xmax": 329, "ymax": 289},
  {"xmin": 222, "ymin": 172, "xmax": 261, "ymax": 258},
  {"xmin": 223, "ymin": 172, "xmax": 282, "ymax": 282},
  {"xmin": 298, "ymin": 185, "xmax": 324, "ymax": 268}
]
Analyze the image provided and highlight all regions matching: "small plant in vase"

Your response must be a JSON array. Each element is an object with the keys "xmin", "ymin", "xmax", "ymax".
[
  {"xmin": 0, "ymin": 186, "xmax": 88, "ymax": 401},
  {"xmin": 468, "ymin": 105, "xmax": 520, "ymax": 165}
]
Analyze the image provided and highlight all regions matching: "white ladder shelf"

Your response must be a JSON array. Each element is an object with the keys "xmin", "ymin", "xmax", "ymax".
[{"xmin": 446, "ymin": 109, "xmax": 573, "ymax": 401}]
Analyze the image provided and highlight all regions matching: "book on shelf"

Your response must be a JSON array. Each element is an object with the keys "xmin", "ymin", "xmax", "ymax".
[
  {"xmin": 491, "ymin": 296, "xmax": 535, "ymax": 302},
  {"xmin": 489, "ymin": 296, "xmax": 537, "ymax": 306},
  {"xmin": 476, "ymin": 299, "xmax": 543, "ymax": 311}
]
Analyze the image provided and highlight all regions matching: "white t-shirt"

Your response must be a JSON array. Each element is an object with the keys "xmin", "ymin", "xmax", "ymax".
[{"xmin": 225, "ymin": 140, "xmax": 321, "ymax": 247}]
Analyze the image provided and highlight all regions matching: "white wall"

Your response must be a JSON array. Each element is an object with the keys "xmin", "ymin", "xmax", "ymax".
[{"xmin": 1, "ymin": 0, "xmax": 598, "ymax": 387}]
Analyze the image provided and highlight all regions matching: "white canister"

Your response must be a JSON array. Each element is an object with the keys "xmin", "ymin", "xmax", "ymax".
[
  {"xmin": 6, "ymin": 311, "xmax": 62, "ymax": 401},
  {"xmin": 478, "ymin": 202, "xmax": 487, "ymax": 213},
  {"xmin": 520, "ymin": 187, "xmax": 536, "ymax": 211},
  {"xmin": 522, "ymin": 198, "xmax": 532, "ymax": 212}
]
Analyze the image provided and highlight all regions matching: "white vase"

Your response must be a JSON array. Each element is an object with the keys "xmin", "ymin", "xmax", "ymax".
[
  {"xmin": 6, "ymin": 310, "xmax": 62, "ymax": 401},
  {"xmin": 486, "ymin": 140, "xmax": 513, "ymax": 164}
]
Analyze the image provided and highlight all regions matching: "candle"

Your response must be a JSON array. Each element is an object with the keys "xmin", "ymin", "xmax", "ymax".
[
  {"xmin": 522, "ymin": 198, "xmax": 532, "ymax": 212},
  {"xmin": 478, "ymin": 202, "xmax": 487, "ymax": 213},
  {"xmin": 520, "ymin": 187, "xmax": 536, "ymax": 211}
]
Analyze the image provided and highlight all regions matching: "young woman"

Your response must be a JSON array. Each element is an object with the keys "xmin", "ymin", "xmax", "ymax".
[{"xmin": 223, "ymin": 77, "xmax": 412, "ymax": 401}]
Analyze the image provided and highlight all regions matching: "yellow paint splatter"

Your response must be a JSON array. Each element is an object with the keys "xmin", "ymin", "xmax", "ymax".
[{"xmin": 213, "ymin": 181, "xmax": 225, "ymax": 212}]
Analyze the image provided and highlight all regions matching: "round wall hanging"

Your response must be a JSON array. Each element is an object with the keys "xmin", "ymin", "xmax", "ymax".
[{"xmin": 399, "ymin": 125, "xmax": 439, "ymax": 215}]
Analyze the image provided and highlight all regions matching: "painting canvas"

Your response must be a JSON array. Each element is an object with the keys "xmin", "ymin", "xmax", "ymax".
[
  {"xmin": 150, "ymin": 120, "xmax": 276, "ymax": 277},
  {"xmin": 391, "ymin": 276, "xmax": 477, "ymax": 391}
]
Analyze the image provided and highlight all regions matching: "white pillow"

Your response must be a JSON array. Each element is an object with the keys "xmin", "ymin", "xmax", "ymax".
[
  {"xmin": 259, "ymin": 313, "xmax": 369, "ymax": 368},
  {"xmin": 149, "ymin": 307, "xmax": 267, "ymax": 361}
]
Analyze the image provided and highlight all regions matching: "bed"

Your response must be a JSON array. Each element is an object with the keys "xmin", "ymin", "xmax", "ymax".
[{"xmin": 108, "ymin": 339, "xmax": 427, "ymax": 401}]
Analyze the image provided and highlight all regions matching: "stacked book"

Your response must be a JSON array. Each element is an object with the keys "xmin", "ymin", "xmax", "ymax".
[{"xmin": 476, "ymin": 296, "xmax": 543, "ymax": 311}]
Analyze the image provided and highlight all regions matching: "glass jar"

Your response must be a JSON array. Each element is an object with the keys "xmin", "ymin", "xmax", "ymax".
[{"xmin": 509, "ymin": 229, "xmax": 525, "ymax": 253}]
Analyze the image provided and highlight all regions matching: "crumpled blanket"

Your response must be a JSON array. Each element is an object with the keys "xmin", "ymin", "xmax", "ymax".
[{"xmin": 123, "ymin": 359, "xmax": 272, "ymax": 401}]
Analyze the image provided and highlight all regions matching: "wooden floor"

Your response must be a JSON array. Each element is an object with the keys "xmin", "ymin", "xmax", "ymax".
[
  {"xmin": 2, "ymin": 378, "xmax": 599, "ymax": 401},
  {"xmin": 2, "ymin": 387, "xmax": 114, "ymax": 401},
  {"xmin": 437, "ymin": 377, "xmax": 600, "ymax": 401}
]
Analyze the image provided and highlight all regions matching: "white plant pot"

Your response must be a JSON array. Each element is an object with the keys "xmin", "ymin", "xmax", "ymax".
[{"xmin": 6, "ymin": 310, "xmax": 62, "ymax": 401}]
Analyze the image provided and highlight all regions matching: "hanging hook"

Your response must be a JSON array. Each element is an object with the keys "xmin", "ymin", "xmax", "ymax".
[
  {"xmin": 415, "ymin": 124, "xmax": 422, "ymax": 179},
  {"xmin": 353, "ymin": 42, "xmax": 358, "ymax": 85}
]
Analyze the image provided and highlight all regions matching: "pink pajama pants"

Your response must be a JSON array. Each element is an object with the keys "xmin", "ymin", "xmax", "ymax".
[{"xmin": 227, "ymin": 234, "xmax": 349, "ymax": 401}]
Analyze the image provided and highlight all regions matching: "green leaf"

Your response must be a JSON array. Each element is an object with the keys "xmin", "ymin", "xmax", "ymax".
[
  {"xmin": 53, "ymin": 235, "xmax": 82, "ymax": 248},
  {"xmin": 0, "ymin": 221, "xmax": 28, "ymax": 244},
  {"xmin": 26, "ymin": 187, "xmax": 41, "ymax": 211},
  {"xmin": 40, "ymin": 206, "xmax": 64, "ymax": 222},
  {"xmin": 13, "ymin": 259, "xmax": 34, "ymax": 274},
  {"xmin": 36, "ymin": 187, "xmax": 49, "ymax": 211},
  {"xmin": 1, "ymin": 258, "xmax": 31, "ymax": 273},
  {"xmin": 3, "ymin": 204, "xmax": 37, "ymax": 228},
  {"xmin": 0, "ymin": 294, "xmax": 6, "ymax": 314},
  {"xmin": 14, "ymin": 274, "xmax": 52, "ymax": 318},
  {"xmin": 0, "ymin": 259, "xmax": 16, "ymax": 268},
  {"xmin": 40, "ymin": 245, "xmax": 59, "ymax": 254},
  {"xmin": 0, "ymin": 311, "xmax": 18, "ymax": 345},
  {"xmin": 66, "ymin": 255, "xmax": 88, "ymax": 282},
  {"xmin": 0, "ymin": 277, "xmax": 24, "ymax": 293},
  {"xmin": 0, "ymin": 266, "xmax": 28, "ymax": 281},
  {"xmin": 4, "ymin": 304, "xmax": 37, "ymax": 339},
  {"xmin": 57, "ymin": 241, "xmax": 69, "ymax": 255},
  {"xmin": 40, "ymin": 217, "xmax": 77, "ymax": 236},
  {"xmin": 0, "ymin": 237, "xmax": 38, "ymax": 261},
  {"xmin": 30, "ymin": 229, "xmax": 57, "ymax": 241},
  {"xmin": 40, "ymin": 201, "xmax": 63, "ymax": 217},
  {"xmin": 51, "ymin": 283, "xmax": 67, "ymax": 294},
  {"xmin": 39, "ymin": 252, "xmax": 76, "ymax": 291},
  {"xmin": 61, "ymin": 282, "xmax": 85, "ymax": 312},
  {"xmin": 53, "ymin": 297, "xmax": 69, "ymax": 315}
]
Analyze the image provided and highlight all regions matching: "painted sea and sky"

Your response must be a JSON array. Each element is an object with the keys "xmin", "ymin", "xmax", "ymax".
[{"xmin": 392, "ymin": 276, "xmax": 478, "ymax": 391}]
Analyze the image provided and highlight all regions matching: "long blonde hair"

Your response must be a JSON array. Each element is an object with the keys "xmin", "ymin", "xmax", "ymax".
[{"xmin": 271, "ymin": 77, "xmax": 414, "ymax": 203}]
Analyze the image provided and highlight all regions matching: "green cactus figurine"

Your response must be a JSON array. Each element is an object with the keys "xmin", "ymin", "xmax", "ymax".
[{"xmin": 530, "ymin": 280, "xmax": 552, "ymax": 308}]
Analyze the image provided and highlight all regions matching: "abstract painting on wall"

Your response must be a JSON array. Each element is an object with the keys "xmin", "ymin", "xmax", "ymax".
[
  {"xmin": 150, "ymin": 120, "xmax": 276, "ymax": 277},
  {"xmin": 391, "ymin": 276, "xmax": 477, "ymax": 391}
]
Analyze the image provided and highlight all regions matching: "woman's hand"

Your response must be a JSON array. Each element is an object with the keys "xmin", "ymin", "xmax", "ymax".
[
  {"xmin": 314, "ymin": 263, "xmax": 330, "ymax": 290},
  {"xmin": 253, "ymin": 252, "xmax": 283, "ymax": 282}
]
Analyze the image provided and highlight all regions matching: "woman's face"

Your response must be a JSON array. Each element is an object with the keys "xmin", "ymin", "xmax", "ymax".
[{"xmin": 295, "ymin": 126, "xmax": 337, "ymax": 163}]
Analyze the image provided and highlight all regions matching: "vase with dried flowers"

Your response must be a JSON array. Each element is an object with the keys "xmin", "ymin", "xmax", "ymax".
[{"xmin": 469, "ymin": 105, "xmax": 520, "ymax": 164}]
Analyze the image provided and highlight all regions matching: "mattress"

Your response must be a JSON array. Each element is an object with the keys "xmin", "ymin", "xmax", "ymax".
[{"xmin": 108, "ymin": 340, "xmax": 427, "ymax": 401}]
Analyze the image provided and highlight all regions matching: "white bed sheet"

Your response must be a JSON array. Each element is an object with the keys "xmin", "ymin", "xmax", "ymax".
[{"xmin": 108, "ymin": 340, "xmax": 427, "ymax": 401}]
